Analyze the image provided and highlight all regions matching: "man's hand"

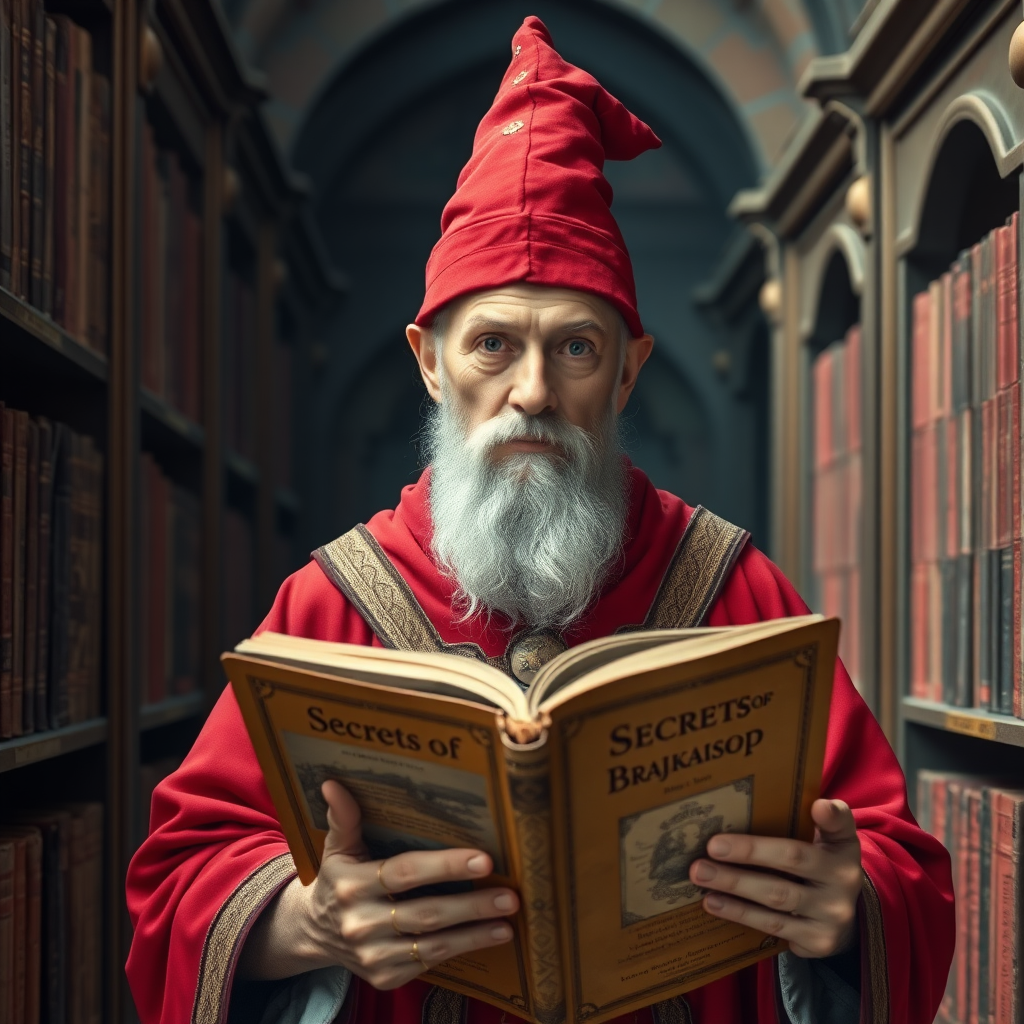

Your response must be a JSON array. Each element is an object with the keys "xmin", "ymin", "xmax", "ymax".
[
  {"xmin": 688, "ymin": 798, "xmax": 862, "ymax": 959},
  {"xmin": 239, "ymin": 780, "xmax": 518, "ymax": 987}
]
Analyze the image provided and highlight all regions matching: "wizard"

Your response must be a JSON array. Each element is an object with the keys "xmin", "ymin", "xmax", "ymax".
[{"xmin": 125, "ymin": 17, "xmax": 954, "ymax": 1024}]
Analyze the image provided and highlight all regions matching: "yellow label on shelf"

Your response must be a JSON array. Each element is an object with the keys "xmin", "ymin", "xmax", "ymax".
[{"xmin": 944, "ymin": 713, "xmax": 997, "ymax": 740}]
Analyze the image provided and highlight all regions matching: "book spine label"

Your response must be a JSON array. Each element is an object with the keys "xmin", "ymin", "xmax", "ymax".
[{"xmin": 500, "ymin": 732, "xmax": 564, "ymax": 1024}]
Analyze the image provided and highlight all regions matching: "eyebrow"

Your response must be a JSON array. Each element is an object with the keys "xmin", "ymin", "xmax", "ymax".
[{"xmin": 462, "ymin": 316, "xmax": 608, "ymax": 335}]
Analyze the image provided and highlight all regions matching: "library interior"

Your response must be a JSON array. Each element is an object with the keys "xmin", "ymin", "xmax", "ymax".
[{"xmin": 0, "ymin": 0, "xmax": 1022, "ymax": 1021}]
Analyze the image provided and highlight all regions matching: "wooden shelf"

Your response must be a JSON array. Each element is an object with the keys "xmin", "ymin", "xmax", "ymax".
[
  {"xmin": 141, "ymin": 389, "xmax": 206, "ymax": 453},
  {"xmin": 0, "ymin": 286, "xmax": 108, "ymax": 385},
  {"xmin": 225, "ymin": 449, "xmax": 260, "ymax": 488},
  {"xmin": 140, "ymin": 692, "xmax": 206, "ymax": 731},
  {"xmin": 901, "ymin": 697, "xmax": 1024, "ymax": 748},
  {"xmin": 0, "ymin": 719, "xmax": 108, "ymax": 774}
]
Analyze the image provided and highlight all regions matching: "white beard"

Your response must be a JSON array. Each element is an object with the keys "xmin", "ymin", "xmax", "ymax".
[{"xmin": 424, "ymin": 387, "xmax": 629, "ymax": 631}]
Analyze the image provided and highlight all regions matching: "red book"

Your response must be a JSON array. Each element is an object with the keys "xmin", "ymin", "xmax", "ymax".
[
  {"xmin": 912, "ymin": 291, "xmax": 931, "ymax": 431},
  {"xmin": 968, "ymin": 787, "xmax": 982, "ymax": 1024},
  {"xmin": 952, "ymin": 781, "xmax": 970, "ymax": 1024},
  {"xmin": 0, "ymin": 405, "xmax": 13, "ymax": 737},
  {"xmin": 990, "ymin": 788, "xmax": 1024, "ymax": 1024}
]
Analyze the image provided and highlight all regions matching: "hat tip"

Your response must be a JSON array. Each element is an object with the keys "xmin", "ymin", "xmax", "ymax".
[{"xmin": 519, "ymin": 15, "xmax": 553, "ymax": 42}]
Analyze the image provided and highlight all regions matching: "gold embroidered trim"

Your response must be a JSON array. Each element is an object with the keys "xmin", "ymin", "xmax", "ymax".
[
  {"xmin": 191, "ymin": 853, "xmax": 295, "ymax": 1024},
  {"xmin": 861, "ymin": 872, "xmax": 890, "ymax": 1024},
  {"xmin": 643, "ymin": 506, "xmax": 750, "ymax": 630},
  {"xmin": 651, "ymin": 994, "xmax": 695, "ymax": 1024}
]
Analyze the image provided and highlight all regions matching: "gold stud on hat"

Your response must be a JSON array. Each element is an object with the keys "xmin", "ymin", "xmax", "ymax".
[
  {"xmin": 502, "ymin": 120, "xmax": 524, "ymax": 135},
  {"xmin": 513, "ymin": 71, "xmax": 527, "ymax": 84}
]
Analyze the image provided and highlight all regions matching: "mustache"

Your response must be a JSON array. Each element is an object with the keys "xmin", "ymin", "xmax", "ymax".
[{"xmin": 465, "ymin": 410, "xmax": 600, "ymax": 460}]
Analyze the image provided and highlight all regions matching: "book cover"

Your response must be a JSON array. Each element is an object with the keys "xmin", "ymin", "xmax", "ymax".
[
  {"xmin": 23, "ymin": 417, "xmax": 37, "ymax": 733},
  {"xmin": 0, "ymin": 404, "xmax": 13, "ymax": 737},
  {"xmin": 226, "ymin": 617, "xmax": 837, "ymax": 1023}
]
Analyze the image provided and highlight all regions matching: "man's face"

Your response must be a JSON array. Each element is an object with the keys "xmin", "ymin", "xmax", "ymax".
[{"xmin": 407, "ymin": 284, "xmax": 653, "ymax": 452}]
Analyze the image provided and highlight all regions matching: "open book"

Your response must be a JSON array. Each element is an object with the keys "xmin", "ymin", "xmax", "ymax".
[{"xmin": 224, "ymin": 615, "xmax": 838, "ymax": 1024}]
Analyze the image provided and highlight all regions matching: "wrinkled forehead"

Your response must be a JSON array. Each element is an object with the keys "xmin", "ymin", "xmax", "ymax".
[{"xmin": 446, "ymin": 284, "xmax": 622, "ymax": 338}]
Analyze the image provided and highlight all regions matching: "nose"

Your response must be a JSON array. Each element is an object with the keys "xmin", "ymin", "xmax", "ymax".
[{"xmin": 508, "ymin": 347, "xmax": 556, "ymax": 416}]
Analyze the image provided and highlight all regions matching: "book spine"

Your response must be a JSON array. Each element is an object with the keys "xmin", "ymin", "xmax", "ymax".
[
  {"xmin": 34, "ymin": 417, "xmax": 50, "ymax": 730},
  {"xmin": 28, "ymin": 0, "xmax": 41, "ymax": 308},
  {"xmin": 51, "ymin": 16, "xmax": 69, "ymax": 325},
  {"xmin": 979, "ymin": 788, "xmax": 992, "ymax": 1024},
  {"xmin": 0, "ymin": 406, "xmax": 12, "ymax": 738},
  {"xmin": 0, "ymin": 841, "xmax": 13, "ymax": 1024},
  {"xmin": 990, "ymin": 791, "xmax": 1024, "ymax": 1024},
  {"xmin": 955, "ymin": 783, "xmax": 970, "ymax": 1024},
  {"xmin": 86, "ymin": 72, "xmax": 108, "ymax": 352},
  {"xmin": 500, "ymin": 730, "xmax": 564, "ymax": 1024},
  {"xmin": 23, "ymin": 418, "xmax": 37, "ymax": 733},
  {"xmin": 49, "ymin": 426, "xmax": 69, "ymax": 729},
  {"xmin": 41, "ymin": 15, "xmax": 53, "ymax": 316},
  {"xmin": 12, "ymin": 410, "xmax": 26, "ymax": 738},
  {"xmin": 23, "ymin": 830, "xmax": 40, "ymax": 1024},
  {"xmin": 0, "ymin": 0, "xmax": 13, "ymax": 288},
  {"xmin": 968, "ymin": 788, "xmax": 981, "ymax": 1024},
  {"xmin": 9, "ymin": 837, "xmax": 24, "ymax": 1024},
  {"xmin": 73, "ymin": 27, "xmax": 90, "ymax": 344},
  {"xmin": 17, "ymin": 0, "xmax": 31, "ymax": 299}
]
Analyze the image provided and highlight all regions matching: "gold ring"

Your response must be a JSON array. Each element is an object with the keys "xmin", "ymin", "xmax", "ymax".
[
  {"xmin": 410, "ymin": 940, "xmax": 423, "ymax": 964},
  {"xmin": 377, "ymin": 860, "xmax": 395, "ymax": 899},
  {"xmin": 391, "ymin": 906, "xmax": 403, "ymax": 936}
]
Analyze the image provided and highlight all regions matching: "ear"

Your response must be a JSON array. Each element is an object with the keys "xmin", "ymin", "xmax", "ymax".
[
  {"xmin": 406, "ymin": 323, "xmax": 443, "ymax": 403},
  {"xmin": 615, "ymin": 333, "xmax": 654, "ymax": 413}
]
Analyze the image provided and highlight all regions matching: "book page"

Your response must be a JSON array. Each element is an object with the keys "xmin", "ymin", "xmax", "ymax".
[
  {"xmin": 224, "ymin": 653, "xmax": 534, "ymax": 1017},
  {"xmin": 545, "ymin": 618, "xmax": 837, "ymax": 1024}
]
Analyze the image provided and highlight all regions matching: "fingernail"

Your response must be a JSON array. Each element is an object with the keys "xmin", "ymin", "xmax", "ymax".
[
  {"xmin": 491, "ymin": 924, "xmax": 512, "ymax": 941},
  {"xmin": 693, "ymin": 861, "xmax": 716, "ymax": 882},
  {"xmin": 467, "ymin": 855, "xmax": 489, "ymax": 874},
  {"xmin": 707, "ymin": 837, "xmax": 731, "ymax": 857},
  {"xmin": 494, "ymin": 893, "xmax": 516, "ymax": 912},
  {"xmin": 705, "ymin": 895, "xmax": 725, "ymax": 912}
]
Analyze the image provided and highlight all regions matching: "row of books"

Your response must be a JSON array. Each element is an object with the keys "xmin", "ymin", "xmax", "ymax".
[
  {"xmin": 224, "ymin": 265, "xmax": 257, "ymax": 461},
  {"xmin": 1, "ymin": 406, "xmax": 103, "ymax": 739},
  {"xmin": 916, "ymin": 771, "xmax": 1023, "ymax": 1024},
  {"xmin": 140, "ymin": 454, "xmax": 201, "ymax": 706},
  {"xmin": 909, "ymin": 215, "xmax": 1022, "ymax": 716},
  {"xmin": 0, "ymin": 7, "xmax": 110, "ymax": 351},
  {"xmin": 139, "ymin": 118, "xmax": 203, "ymax": 422},
  {"xmin": 811, "ymin": 325, "xmax": 862, "ymax": 689},
  {"xmin": 0, "ymin": 803, "xmax": 103, "ymax": 1024}
]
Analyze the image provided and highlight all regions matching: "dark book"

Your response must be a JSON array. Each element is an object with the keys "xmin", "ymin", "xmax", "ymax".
[
  {"xmin": 0, "ymin": 404, "xmax": 12, "ymax": 738},
  {"xmin": 12, "ymin": 810, "xmax": 69, "ymax": 1024},
  {"xmin": 67, "ymin": 803, "xmax": 102, "ymax": 1024},
  {"xmin": 48, "ymin": 423, "xmax": 70, "ymax": 729},
  {"xmin": 34, "ymin": 416, "xmax": 51, "ymax": 729},
  {"xmin": 28, "ymin": 0, "xmax": 42, "ymax": 308},
  {"xmin": 84, "ymin": 438, "xmax": 101, "ymax": 718},
  {"xmin": 0, "ymin": 838, "xmax": 13, "ymax": 1024},
  {"xmin": 999, "ymin": 545, "xmax": 1013, "ymax": 716},
  {"xmin": 51, "ymin": 15, "xmax": 72, "ymax": 327},
  {"xmin": 41, "ymin": 15, "xmax": 53, "ymax": 315},
  {"xmin": 66, "ymin": 430, "xmax": 85, "ymax": 722},
  {"xmin": 0, "ymin": 827, "xmax": 43, "ymax": 1024},
  {"xmin": 72, "ymin": 26, "xmax": 90, "ymax": 343},
  {"xmin": 0, "ymin": 0, "xmax": 13, "ymax": 288},
  {"xmin": 23, "ymin": 417, "xmax": 37, "ymax": 733},
  {"xmin": 17, "ymin": 0, "xmax": 33, "ymax": 300},
  {"xmin": 11, "ymin": 409, "xmax": 27, "ymax": 738},
  {"xmin": 86, "ymin": 71, "xmax": 108, "ymax": 353},
  {"xmin": 990, "ymin": 789, "xmax": 1024, "ymax": 1024}
]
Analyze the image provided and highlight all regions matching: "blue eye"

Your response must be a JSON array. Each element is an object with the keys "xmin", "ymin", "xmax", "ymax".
[
  {"xmin": 567, "ymin": 340, "xmax": 590, "ymax": 356},
  {"xmin": 482, "ymin": 336, "xmax": 503, "ymax": 352}
]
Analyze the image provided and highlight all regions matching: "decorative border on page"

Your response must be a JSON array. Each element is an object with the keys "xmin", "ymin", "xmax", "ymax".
[{"xmin": 191, "ymin": 853, "xmax": 295, "ymax": 1024}]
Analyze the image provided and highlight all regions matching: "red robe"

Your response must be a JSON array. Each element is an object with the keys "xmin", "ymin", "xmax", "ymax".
[{"xmin": 125, "ymin": 468, "xmax": 954, "ymax": 1024}]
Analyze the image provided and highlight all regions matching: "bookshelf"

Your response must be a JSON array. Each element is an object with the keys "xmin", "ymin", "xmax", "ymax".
[
  {"xmin": 731, "ymin": 102, "xmax": 879, "ymax": 717},
  {"xmin": 0, "ymin": 0, "xmax": 341, "ymax": 1019},
  {"xmin": 733, "ymin": 1, "xmax": 1024, "ymax": 1019}
]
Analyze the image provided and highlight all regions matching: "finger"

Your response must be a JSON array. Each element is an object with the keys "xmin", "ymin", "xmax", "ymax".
[
  {"xmin": 388, "ymin": 887, "xmax": 519, "ymax": 937},
  {"xmin": 811, "ymin": 798, "xmax": 858, "ymax": 843},
  {"xmin": 321, "ymin": 780, "xmax": 369, "ymax": 861},
  {"xmin": 705, "ymin": 834, "xmax": 827, "ymax": 882},
  {"xmin": 689, "ymin": 860, "xmax": 809, "ymax": 916},
  {"xmin": 702, "ymin": 893, "xmax": 837, "ymax": 957},
  {"xmin": 410, "ymin": 919, "xmax": 515, "ymax": 970},
  {"xmin": 376, "ymin": 847, "xmax": 494, "ymax": 898}
]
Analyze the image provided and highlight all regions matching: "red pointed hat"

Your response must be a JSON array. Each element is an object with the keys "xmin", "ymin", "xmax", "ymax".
[{"xmin": 416, "ymin": 16, "xmax": 661, "ymax": 338}]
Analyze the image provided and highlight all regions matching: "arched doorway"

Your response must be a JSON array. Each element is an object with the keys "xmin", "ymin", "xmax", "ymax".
[{"xmin": 291, "ymin": 0, "xmax": 768, "ymax": 548}]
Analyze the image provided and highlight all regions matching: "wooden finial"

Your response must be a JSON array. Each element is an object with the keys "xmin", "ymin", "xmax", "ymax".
[
  {"xmin": 222, "ymin": 167, "xmax": 240, "ymax": 213},
  {"xmin": 139, "ymin": 25, "xmax": 163, "ymax": 92},
  {"xmin": 759, "ymin": 279, "xmax": 782, "ymax": 323},
  {"xmin": 846, "ymin": 175, "xmax": 872, "ymax": 231},
  {"xmin": 1010, "ymin": 22, "xmax": 1024, "ymax": 87}
]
